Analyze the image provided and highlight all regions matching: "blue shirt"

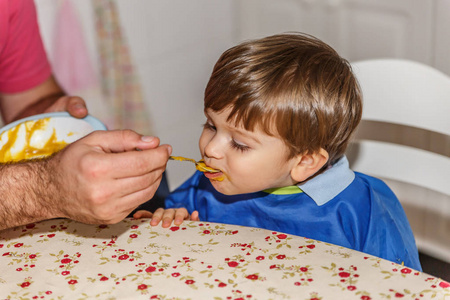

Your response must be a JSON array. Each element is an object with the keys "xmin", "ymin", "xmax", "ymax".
[{"xmin": 166, "ymin": 156, "xmax": 422, "ymax": 271}]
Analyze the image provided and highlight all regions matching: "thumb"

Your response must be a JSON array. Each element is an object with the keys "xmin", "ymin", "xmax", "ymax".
[{"xmin": 65, "ymin": 96, "xmax": 88, "ymax": 119}]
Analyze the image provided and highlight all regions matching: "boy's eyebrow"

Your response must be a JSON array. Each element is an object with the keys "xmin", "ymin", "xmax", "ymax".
[
  {"xmin": 227, "ymin": 125, "xmax": 262, "ymax": 145},
  {"xmin": 204, "ymin": 109, "xmax": 262, "ymax": 144}
]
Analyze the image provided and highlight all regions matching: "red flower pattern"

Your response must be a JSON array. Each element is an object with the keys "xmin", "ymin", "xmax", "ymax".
[
  {"xmin": 339, "ymin": 272, "xmax": 351, "ymax": 278},
  {"xmin": 246, "ymin": 274, "xmax": 258, "ymax": 280},
  {"xmin": 228, "ymin": 261, "xmax": 239, "ymax": 267},
  {"xmin": 61, "ymin": 258, "xmax": 72, "ymax": 264},
  {"xmin": 401, "ymin": 268, "xmax": 412, "ymax": 274}
]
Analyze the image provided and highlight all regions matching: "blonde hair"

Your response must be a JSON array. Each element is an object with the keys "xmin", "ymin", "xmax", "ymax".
[{"xmin": 204, "ymin": 32, "xmax": 362, "ymax": 166}]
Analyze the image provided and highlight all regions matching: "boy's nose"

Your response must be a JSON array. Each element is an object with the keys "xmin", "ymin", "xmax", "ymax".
[{"xmin": 203, "ymin": 136, "xmax": 224, "ymax": 159}]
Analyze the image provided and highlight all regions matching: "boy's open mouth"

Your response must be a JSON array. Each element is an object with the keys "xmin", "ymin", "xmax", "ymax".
[
  {"xmin": 195, "ymin": 159, "xmax": 224, "ymax": 181},
  {"xmin": 204, "ymin": 171, "xmax": 225, "ymax": 181}
]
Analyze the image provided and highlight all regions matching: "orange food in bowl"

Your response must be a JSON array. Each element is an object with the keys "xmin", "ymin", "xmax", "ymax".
[{"xmin": 0, "ymin": 118, "xmax": 68, "ymax": 162}]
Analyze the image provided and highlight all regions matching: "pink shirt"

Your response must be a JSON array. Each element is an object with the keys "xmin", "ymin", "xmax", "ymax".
[{"xmin": 0, "ymin": 0, "xmax": 51, "ymax": 93}]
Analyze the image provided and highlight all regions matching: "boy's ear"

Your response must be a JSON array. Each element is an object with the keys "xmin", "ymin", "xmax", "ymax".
[{"xmin": 290, "ymin": 148, "xmax": 329, "ymax": 183}]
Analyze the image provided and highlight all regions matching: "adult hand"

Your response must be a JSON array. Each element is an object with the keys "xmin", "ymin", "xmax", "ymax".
[
  {"xmin": 41, "ymin": 95, "xmax": 88, "ymax": 119},
  {"xmin": 12, "ymin": 94, "xmax": 88, "ymax": 121},
  {"xmin": 50, "ymin": 129, "xmax": 171, "ymax": 225}
]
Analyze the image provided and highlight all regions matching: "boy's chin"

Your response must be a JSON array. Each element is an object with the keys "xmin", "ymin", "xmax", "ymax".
[{"xmin": 209, "ymin": 180, "xmax": 258, "ymax": 196}]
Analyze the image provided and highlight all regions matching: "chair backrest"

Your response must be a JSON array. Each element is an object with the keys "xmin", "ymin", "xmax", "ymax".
[{"xmin": 347, "ymin": 58, "xmax": 450, "ymax": 262}]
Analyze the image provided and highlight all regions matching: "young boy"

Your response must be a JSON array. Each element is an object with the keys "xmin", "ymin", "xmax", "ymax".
[{"xmin": 134, "ymin": 32, "xmax": 422, "ymax": 271}]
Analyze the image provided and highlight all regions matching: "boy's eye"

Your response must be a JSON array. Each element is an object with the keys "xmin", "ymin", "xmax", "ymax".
[
  {"xmin": 202, "ymin": 122, "xmax": 216, "ymax": 131},
  {"xmin": 231, "ymin": 139, "xmax": 250, "ymax": 152}
]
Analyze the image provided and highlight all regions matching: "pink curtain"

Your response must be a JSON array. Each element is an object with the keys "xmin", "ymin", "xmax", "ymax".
[
  {"xmin": 51, "ymin": 0, "xmax": 153, "ymax": 135},
  {"xmin": 52, "ymin": 0, "xmax": 98, "ymax": 94}
]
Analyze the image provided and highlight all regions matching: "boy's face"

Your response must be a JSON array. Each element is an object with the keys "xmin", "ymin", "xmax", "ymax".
[{"xmin": 199, "ymin": 108, "xmax": 299, "ymax": 195}]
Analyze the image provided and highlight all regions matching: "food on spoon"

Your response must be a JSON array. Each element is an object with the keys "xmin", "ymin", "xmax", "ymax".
[
  {"xmin": 195, "ymin": 160, "xmax": 221, "ymax": 174},
  {"xmin": 195, "ymin": 160, "xmax": 225, "ymax": 181},
  {"xmin": 0, "ymin": 118, "xmax": 68, "ymax": 162},
  {"xmin": 169, "ymin": 156, "xmax": 222, "ymax": 174}
]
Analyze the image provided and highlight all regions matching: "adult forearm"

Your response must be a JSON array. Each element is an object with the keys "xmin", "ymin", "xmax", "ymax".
[
  {"xmin": 11, "ymin": 90, "xmax": 66, "ymax": 122},
  {"xmin": 0, "ymin": 76, "xmax": 64, "ymax": 124},
  {"xmin": 0, "ymin": 158, "xmax": 59, "ymax": 230}
]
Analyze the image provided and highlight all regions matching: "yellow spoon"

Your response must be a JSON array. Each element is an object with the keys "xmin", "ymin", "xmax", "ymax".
[{"xmin": 169, "ymin": 156, "xmax": 221, "ymax": 173}]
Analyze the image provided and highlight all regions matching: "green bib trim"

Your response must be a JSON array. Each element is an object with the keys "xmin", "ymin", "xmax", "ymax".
[{"xmin": 263, "ymin": 186, "xmax": 304, "ymax": 195}]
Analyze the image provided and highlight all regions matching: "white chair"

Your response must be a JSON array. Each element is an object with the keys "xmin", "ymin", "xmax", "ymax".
[{"xmin": 347, "ymin": 58, "xmax": 450, "ymax": 263}]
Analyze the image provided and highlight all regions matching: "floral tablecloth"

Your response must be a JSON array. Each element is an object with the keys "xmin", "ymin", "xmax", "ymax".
[{"xmin": 0, "ymin": 218, "xmax": 449, "ymax": 300}]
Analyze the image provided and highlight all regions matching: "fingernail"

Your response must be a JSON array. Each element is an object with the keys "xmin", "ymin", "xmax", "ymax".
[
  {"xmin": 141, "ymin": 136, "xmax": 155, "ymax": 142},
  {"xmin": 167, "ymin": 145, "xmax": 173, "ymax": 155}
]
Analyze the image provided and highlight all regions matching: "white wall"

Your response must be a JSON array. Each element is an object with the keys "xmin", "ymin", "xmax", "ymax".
[
  {"xmin": 35, "ymin": 0, "xmax": 239, "ymax": 190},
  {"xmin": 435, "ymin": 0, "xmax": 450, "ymax": 76},
  {"xmin": 237, "ymin": 0, "xmax": 450, "ymax": 76}
]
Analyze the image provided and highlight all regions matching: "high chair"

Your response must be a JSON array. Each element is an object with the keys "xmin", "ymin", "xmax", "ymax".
[{"xmin": 347, "ymin": 58, "xmax": 450, "ymax": 263}]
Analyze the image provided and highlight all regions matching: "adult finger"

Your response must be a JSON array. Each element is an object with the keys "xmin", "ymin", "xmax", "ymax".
[
  {"xmin": 110, "ymin": 171, "xmax": 164, "ymax": 205},
  {"xmin": 95, "ymin": 146, "xmax": 170, "ymax": 179},
  {"xmin": 43, "ymin": 95, "xmax": 88, "ymax": 118},
  {"xmin": 83, "ymin": 130, "xmax": 164, "ymax": 153},
  {"xmin": 65, "ymin": 96, "xmax": 88, "ymax": 118}
]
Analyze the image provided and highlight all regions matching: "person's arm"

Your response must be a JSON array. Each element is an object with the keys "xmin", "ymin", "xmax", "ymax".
[
  {"xmin": 133, "ymin": 208, "xmax": 200, "ymax": 228},
  {"xmin": 0, "ymin": 0, "xmax": 88, "ymax": 123},
  {"xmin": 0, "ymin": 130, "xmax": 171, "ymax": 230},
  {"xmin": 0, "ymin": 76, "xmax": 88, "ymax": 124}
]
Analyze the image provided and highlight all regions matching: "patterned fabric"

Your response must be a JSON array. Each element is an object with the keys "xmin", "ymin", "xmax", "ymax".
[
  {"xmin": 92, "ymin": 0, "xmax": 153, "ymax": 134},
  {"xmin": 0, "ymin": 219, "xmax": 448, "ymax": 299}
]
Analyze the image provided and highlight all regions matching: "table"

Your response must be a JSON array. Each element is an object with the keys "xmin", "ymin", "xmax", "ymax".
[{"xmin": 1, "ymin": 218, "xmax": 449, "ymax": 299}]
